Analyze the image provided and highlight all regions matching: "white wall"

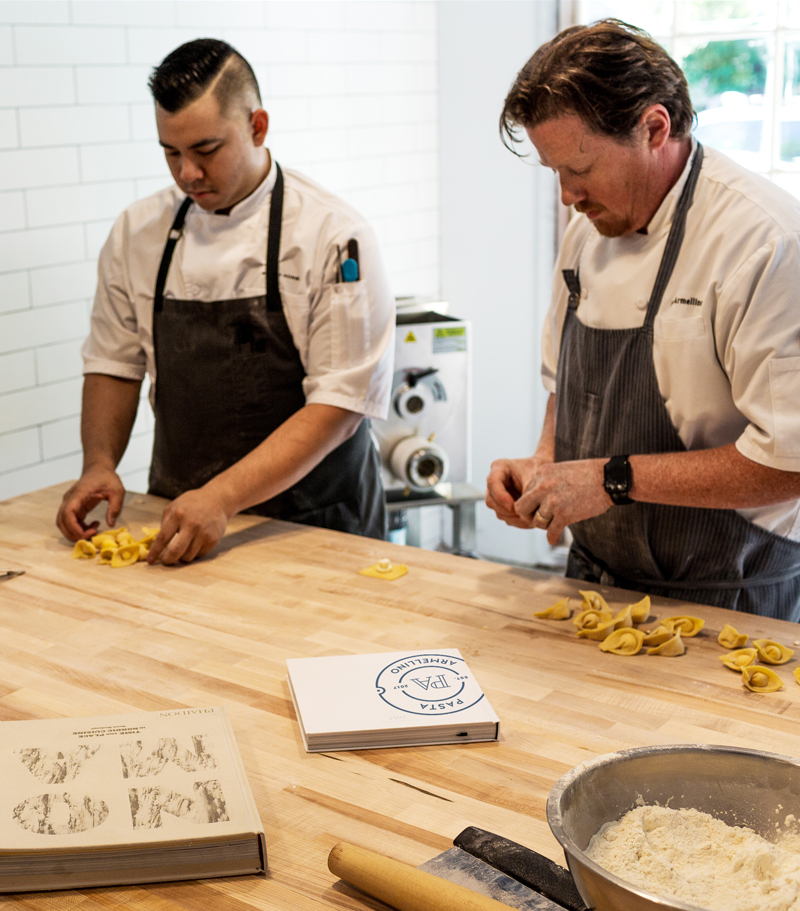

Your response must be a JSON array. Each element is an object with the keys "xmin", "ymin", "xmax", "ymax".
[
  {"xmin": 438, "ymin": 0, "xmax": 558, "ymax": 566},
  {"xmin": 0, "ymin": 0, "xmax": 439, "ymax": 499}
]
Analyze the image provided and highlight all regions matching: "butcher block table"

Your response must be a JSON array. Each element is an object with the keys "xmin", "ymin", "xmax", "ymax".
[{"xmin": 3, "ymin": 481, "xmax": 800, "ymax": 910}]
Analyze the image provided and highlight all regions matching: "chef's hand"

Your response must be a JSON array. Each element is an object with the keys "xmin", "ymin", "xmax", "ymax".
[
  {"xmin": 515, "ymin": 458, "xmax": 611, "ymax": 545},
  {"xmin": 56, "ymin": 466, "xmax": 126, "ymax": 541},
  {"xmin": 485, "ymin": 456, "xmax": 548, "ymax": 529},
  {"xmin": 147, "ymin": 488, "xmax": 229, "ymax": 565}
]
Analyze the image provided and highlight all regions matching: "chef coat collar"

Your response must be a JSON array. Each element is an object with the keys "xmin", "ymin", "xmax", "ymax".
[
  {"xmin": 639, "ymin": 137, "xmax": 698, "ymax": 238},
  {"xmin": 200, "ymin": 151, "xmax": 277, "ymax": 222}
]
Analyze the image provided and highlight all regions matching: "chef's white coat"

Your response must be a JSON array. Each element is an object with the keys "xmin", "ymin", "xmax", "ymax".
[
  {"xmin": 543, "ymin": 142, "xmax": 800, "ymax": 539},
  {"xmin": 82, "ymin": 156, "xmax": 395, "ymax": 420}
]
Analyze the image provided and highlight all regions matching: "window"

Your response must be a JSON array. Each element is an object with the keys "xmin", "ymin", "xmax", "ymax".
[{"xmin": 573, "ymin": 1, "xmax": 800, "ymax": 196}]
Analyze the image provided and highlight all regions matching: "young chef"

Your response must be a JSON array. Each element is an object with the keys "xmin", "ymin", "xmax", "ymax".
[
  {"xmin": 56, "ymin": 38, "xmax": 394, "ymax": 564},
  {"xmin": 485, "ymin": 20, "xmax": 800, "ymax": 619}
]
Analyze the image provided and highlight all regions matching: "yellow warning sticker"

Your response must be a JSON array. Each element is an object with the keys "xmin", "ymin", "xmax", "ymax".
[{"xmin": 404, "ymin": 331, "xmax": 417, "ymax": 343}]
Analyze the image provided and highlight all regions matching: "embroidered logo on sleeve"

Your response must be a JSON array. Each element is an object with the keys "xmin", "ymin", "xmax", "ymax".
[{"xmin": 671, "ymin": 296, "xmax": 703, "ymax": 307}]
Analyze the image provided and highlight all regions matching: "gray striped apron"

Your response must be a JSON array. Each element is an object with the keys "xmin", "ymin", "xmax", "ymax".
[
  {"xmin": 147, "ymin": 163, "xmax": 386, "ymax": 540},
  {"xmin": 554, "ymin": 144, "xmax": 800, "ymax": 619}
]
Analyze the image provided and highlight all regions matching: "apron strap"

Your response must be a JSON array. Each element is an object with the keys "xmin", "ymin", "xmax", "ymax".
[
  {"xmin": 562, "ymin": 269, "xmax": 581, "ymax": 310},
  {"xmin": 266, "ymin": 162, "xmax": 284, "ymax": 313},
  {"xmin": 154, "ymin": 196, "xmax": 192, "ymax": 313},
  {"xmin": 643, "ymin": 143, "xmax": 704, "ymax": 331}
]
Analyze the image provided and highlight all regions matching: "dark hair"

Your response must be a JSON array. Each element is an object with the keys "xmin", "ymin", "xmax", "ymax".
[
  {"xmin": 148, "ymin": 38, "xmax": 261, "ymax": 117},
  {"xmin": 500, "ymin": 19, "xmax": 694, "ymax": 152}
]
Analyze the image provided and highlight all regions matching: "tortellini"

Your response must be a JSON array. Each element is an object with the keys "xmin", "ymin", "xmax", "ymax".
[
  {"xmin": 579, "ymin": 590, "xmax": 611, "ymax": 613},
  {"xmin": 70, "ymin": 526, "xmax": 158, "ymax": 568},
  {"xmin": 646, "ymin": 630, "xmax": 685, "ymax": 657},
  {"xmin": 628, "ymin": 595, "xmax": 651, "ymax": 624},
  {"xmin": 534, "ymin": 597, "xmax": 572, "ymax": 620},
  {"xmin": 573, "ymin": 607, "xmax": 613, "ymax": 631},
  {"xmin": 741, "ymin": 665, "xmax": 784, "ymax": 693},
  {"xmin": 718, "ymin": 623, "xmax": 748, "ymax": 649},
  {"xmin": 662, "ymin": 615, "xmax": 704, "ymax": 637},
  {"xmin": 642, "ymin": 624, "xmax": 675, "ymax": 647},
  {"xmin": 599, "ymin": 628, "xmax": 644, "ymax": 656},
  {"xmin": 720, "ymin": 647, "xmax": 758, "ymax": 671},
  {"xmin": 753, "ymin": 639, "xmax": 794, "ymax": 665}
]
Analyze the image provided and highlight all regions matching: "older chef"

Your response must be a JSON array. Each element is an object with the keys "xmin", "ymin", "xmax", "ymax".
[
  {"xmin": 57, "ymin": 38, "xmax": 394, "ymax": 564},
  {"xmin": 486, "ymin": 20, "xmax": 800, "ymax": 619}
]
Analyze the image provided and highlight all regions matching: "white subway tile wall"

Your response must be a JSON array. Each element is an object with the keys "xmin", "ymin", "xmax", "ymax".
[{"xmin": 0, "ymin": 0, "xmax": 439, "ymax": 502}]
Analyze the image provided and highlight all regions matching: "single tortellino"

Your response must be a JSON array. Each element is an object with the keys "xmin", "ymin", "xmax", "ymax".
[
  {"xmin": 577, "ymin": 618, "xmax": 618, "ymax": 641},
  {"xmin": 573, "ymin": 608, "xmax": 613, "ymax": 631},
  {"xmin": 642, "ymin": 624, "xmax": 675, "ymax": 647},
  {"xmin": 646, "ymin": 630, "xmax": 685, "ymax": 657},
  {"xmin": 71, "ymin": 540, "xmax": 97, "ymax": 559},
  {"xmin": 115, "ymin": 531, "xmax": 138, "ymax": 547},
  {"xmin": 139, "ymin": 527, "xmax": 159, "ymax": 546},
  {"xmin": 599, "ymin": 627, "xmax": 644, "ymax": 656},
  {"xmin": 111, "ymin": 543, "xmax": 140, "ymax": 568},
  {"xmin": 794, "ymin": 667, "xmax": 800, "ymax": 686},
  {"xmin": 97, "ymin": 544, "xmax": 117, "ymax": 565},
  {"xmin": 718, "ymin": 623, "xmax": 748, "ymax": 649},
  {"xmin": 742, "ymin": 665, "xmax": 783, "ymax": 693},
  {"xmin": 721, "ymin": 647, "xmax": 758, "ymax": 671},
  {"xmin": 663, "ymin": 615, "xmax": 704, "ymax": 637},
  {"xmin": 753, "ymin": 639, "xmax": 794, "ymax": 665},
  {"xmin": 628, "ymin": 595, "xmax": 651, "ymax": 624},
  {"xmin": 579, "ymin": 590, "xmax": 611, "ymax": 613},
  {"xmin": 90, "ymin": 533, "xmax": 116, "ymax": 549},
  {"xmin": 534, "ymin": 597, "xmax": 572, "ymax": 620}
]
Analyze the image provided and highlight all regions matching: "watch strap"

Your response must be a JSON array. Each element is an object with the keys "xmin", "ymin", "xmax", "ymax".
[{"xmin": 604, "ymin": 455, "xmax": 634, "ymax": 505}]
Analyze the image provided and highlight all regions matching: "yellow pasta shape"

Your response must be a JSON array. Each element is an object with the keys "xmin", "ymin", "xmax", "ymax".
[
  {"xmin": 662, "ymin": 615, "xmax": 704, "ymax": 637},
  {"xmin": 647, "ymin": 630, "xmax": 685, "ymax": 657},
  {"xmin": 111, "ymin": 543, "xmax": 140, "ymax": 568},
  {"xmin": 579, "ymin": 590, "xmax": 611, "ymax": 612},
  {"xmin": 628, "ymin": 595, "xmax": 651, "ymax": 624},
  {"xmin": 90, "ymin": 533, "xmax": 116, "ymax": 549},
  {"xmin": 794, "ymin": 667, "xmax": 800, "ymax": 686},
  {"xmin": 139, "ymin": 528, "xmax": 159, "ymax": 546},
  {"xmin": 115, "ymin": 531, "xmax": 137, "ymax": 547},
  {"xmin": 741, "ymin": 665, "xmax": 783, "ymax": 693},
  {"xmin": 642, "ymin": 624, "xmax": 675, "ymax": 647},
  {"xmin": 577, "ymin": 618, "xmax": 618, "ymax": 641},
  {"xmin": 71, "ymin": 540, "xmax": 97, "ymax": 559},
  {"xmin": 612, "ymin": 606, "xmax": 633, "ymax": 629},
  {"xmin": 534, "ymin": 597, "xmax": 572, "ymax": 620},
  {"xmin": 753, "ymin": 639, "xmax": 794, "ymax": 665},
  {"xmin": 718, "ymin": 623, "xmax": 748, "ymax": 649},
  {"xmin": 138, "ymin": 544, "xmax": 149, "ymax": 561},
  {"xmin": 573, "ymin": 607, "xmax": 613, "ymax": 631},
  {"xmin": 599, "ymin": 627, "xmax": 644, "ymax": 656},
  {"xmin": 721, "ymin": 647, "xmax": 758, "ymax": 671}
]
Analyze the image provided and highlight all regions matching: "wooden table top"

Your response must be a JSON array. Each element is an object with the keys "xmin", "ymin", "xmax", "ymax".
[{"xmin": 2, "ymin": 482, "xmax": 800, "ymax": 909}]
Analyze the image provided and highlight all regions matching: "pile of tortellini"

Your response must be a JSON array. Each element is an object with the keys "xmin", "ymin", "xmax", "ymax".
[
  {"xmin": 533, "ymin": 592, "xmax": 798, "ymax": 694},
  {"xmin": 717, "ymin": 622, "xmax": 796, "ymax": 693},
  {"xmin": 71, "ymin": 526, "xmax": 159, "ymax": 568},
  {"xmin": 534, "ymin": 591, "xmax": 701, "ymax": 657}
]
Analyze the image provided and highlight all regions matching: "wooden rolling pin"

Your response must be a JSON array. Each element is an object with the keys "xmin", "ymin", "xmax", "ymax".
[{"xmin": 328, "ymin": 842, "xmax": 516, "ymax": 911}]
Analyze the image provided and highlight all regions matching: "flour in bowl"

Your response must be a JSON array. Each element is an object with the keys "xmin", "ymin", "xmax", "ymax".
[{"xmin": 586, "ymin": 805, "xmax": 800, "ymax": 911}]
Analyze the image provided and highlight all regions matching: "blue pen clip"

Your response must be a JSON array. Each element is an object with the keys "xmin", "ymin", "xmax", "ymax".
[{"xmin": 341, "ymin": 258, "xmax": 359, "ymax": 282}]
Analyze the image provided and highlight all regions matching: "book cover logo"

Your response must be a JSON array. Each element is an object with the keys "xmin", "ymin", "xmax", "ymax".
[{"xmin": 375, "ymin": 653, "xmax": 485, "ymax": 716}]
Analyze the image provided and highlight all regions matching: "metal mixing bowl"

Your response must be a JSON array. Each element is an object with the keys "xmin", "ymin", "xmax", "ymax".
[{"xmin": 547, "ymin": 744, "xmax": 800, "ymax": 911}]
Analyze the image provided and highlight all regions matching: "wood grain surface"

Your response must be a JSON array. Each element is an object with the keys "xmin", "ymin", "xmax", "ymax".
[{"xmin": 2, "ymin": 482, "xmax": 800, "ymax": 910}]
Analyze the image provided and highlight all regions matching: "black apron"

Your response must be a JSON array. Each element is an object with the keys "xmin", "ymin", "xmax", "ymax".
[
  {"xmin": 147, "ymin": 164, "xmax": 386, "ymax": 540},
  {"xmin": 555, "ymin": 144, "xmax": 800, "ymax": 620}
]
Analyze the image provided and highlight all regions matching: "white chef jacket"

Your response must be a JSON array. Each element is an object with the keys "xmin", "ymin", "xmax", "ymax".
[
  {"xmin": 543, "ymin": 141, "xmax": 800, "ymax": 539},
  {"xmin": 82, "ymin": 156, "xmax": 395, "ymax": 420}
]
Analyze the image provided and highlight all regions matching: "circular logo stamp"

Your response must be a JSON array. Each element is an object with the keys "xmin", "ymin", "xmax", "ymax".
[{"xmin": 375, "ymin": 653, "xmax": 485, "ymax": 716}]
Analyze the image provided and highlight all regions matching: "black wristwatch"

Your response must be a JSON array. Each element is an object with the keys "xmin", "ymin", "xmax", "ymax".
[{"xmin": 604, "ymin": 455, "xmax": 634, "ymax": 505}]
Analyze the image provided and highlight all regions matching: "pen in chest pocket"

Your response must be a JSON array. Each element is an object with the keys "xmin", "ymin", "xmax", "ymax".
[{"xmin": 336, "ymin": 239, "xmax": 360, "ymax": 283}]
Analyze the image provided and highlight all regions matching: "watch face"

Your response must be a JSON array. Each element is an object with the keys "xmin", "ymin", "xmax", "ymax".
[{"xmin": 604, "ymin": 457, "xmax": 632, "ymax": 504}]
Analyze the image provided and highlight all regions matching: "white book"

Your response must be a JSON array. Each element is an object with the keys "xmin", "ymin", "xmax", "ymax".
[
  {"xmin": 0, "ymin": 706, "xmax": 265, "ymax": 892},
  {"xmin": 287, "ymin": 649, "xmax": 500, "ymax": 752}
]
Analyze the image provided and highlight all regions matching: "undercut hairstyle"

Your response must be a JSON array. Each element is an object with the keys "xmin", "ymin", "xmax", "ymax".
[
  {"xmin": 148, "ymin": 38, "xmax": 261, "ymax": 119},
  {"xmin": 500, "ymin": 19, "xmax": 694, "ymax": 153}
]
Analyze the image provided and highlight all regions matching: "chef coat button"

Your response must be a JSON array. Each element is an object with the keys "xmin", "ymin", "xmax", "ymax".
[
  {"xmin": 185, "ymin": 283, "xmax": 200, "ymax": 298},
  {"xmin": 581, "ymin": 287, "xmax": 588, "ymax": 299},
  {"xmin": 635, "ymin": 298, "xmax": 647, "ymax": 310}
]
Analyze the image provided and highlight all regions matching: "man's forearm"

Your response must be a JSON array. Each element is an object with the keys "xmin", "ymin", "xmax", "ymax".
[
  {"xmin": 80, "ymin": 374, "xmax": 142, "ymax": 472},
  {"xmin": 629, "ymin": 444, "xmax": 800, "ymax": 510},
  {"xmin": 204, "ymin": 403, "xmax": 363, "ymax": 517}
]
